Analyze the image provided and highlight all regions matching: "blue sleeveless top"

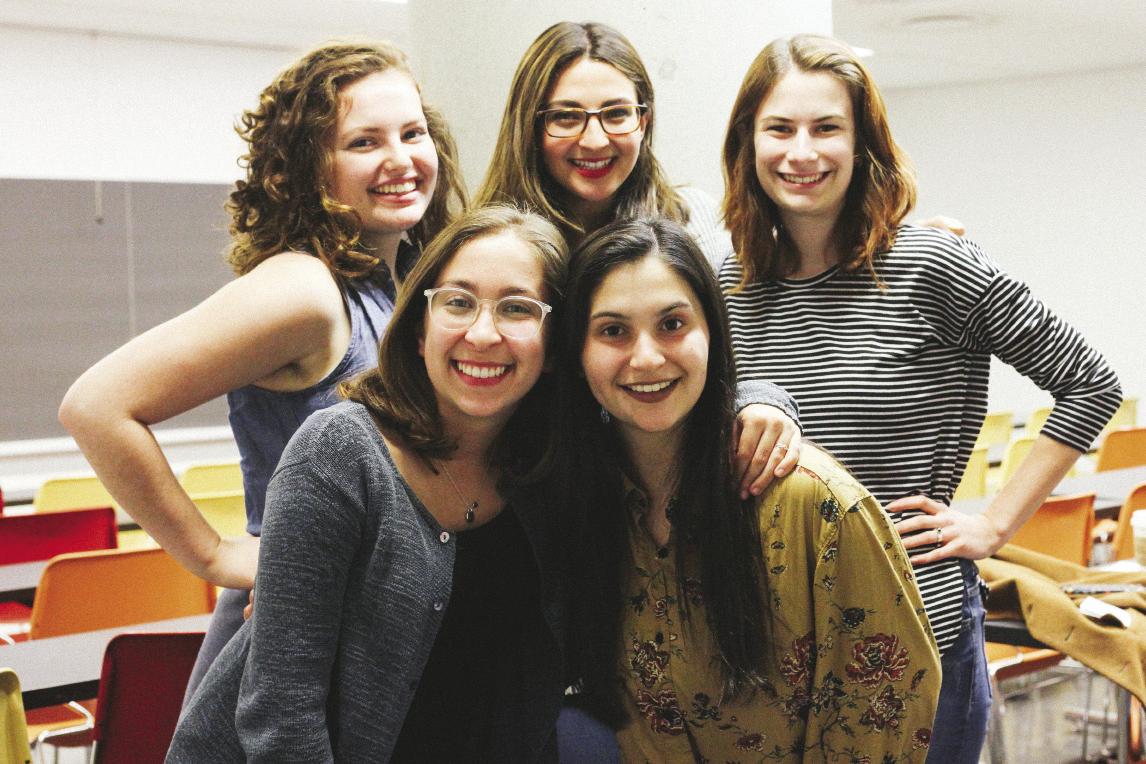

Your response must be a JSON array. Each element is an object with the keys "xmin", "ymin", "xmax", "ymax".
[{"xmin": 226, "ymin": 247, "xmax": 416, "ymax": 534}]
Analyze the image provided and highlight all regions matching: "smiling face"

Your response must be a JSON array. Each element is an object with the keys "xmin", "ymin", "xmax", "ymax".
[
  {"xmin": 418, "ymin": 231, "xmax": 548, "ymax": 431},
  {"xmin": 328, "ymin": 69, "xmax": 439, "ymax": 252},
  {"xmin": 581, "ymin": 255, "xmax": 710, "ymax": 451},
  {"xmin": 540, "ymin": 58, "xmax": 645, "ymax": 225},
  {"xmin": 753, "ymin": 68, "xmax": 856, "ymax": 231}
]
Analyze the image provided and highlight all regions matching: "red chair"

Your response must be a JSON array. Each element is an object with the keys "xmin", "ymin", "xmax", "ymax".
[
  {"xmin": 0, "ymin": 507, "xmax": 118, "ymax": 641},
  {"xmin": 89, "ymin": 632, "xmax": 206, "ymax": 763},
  {"xmin": 0, "ymin": 506, "xmax": 118, "ymax": 565}
]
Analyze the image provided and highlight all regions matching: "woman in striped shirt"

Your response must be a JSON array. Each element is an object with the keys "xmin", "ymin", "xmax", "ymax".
[{"xmin": 719, "ymin": 34, "xmax": 1121, "ymax": 763}]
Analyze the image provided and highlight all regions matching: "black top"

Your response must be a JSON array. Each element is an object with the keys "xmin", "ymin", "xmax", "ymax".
[{"xmin": 392, "ymin": 507, "xmax": 538, "ymax": 761}]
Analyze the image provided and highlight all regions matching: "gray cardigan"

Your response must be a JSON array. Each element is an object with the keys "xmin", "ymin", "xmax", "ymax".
[{"xmin": 168, "ymin": 401, "xmax": 563, "ymax": 762}]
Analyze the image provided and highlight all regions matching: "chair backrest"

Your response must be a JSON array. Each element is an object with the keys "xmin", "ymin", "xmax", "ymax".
[
  {"xmin": 179, "ymin": 462, "xmax": 243, "ymax": 495},
  {"xmin": 1024, "ymin": 406, "xmax": 1053, "ymax": 437},
  {"xmin": 1105, "ymin": 397, "xmax": 1139, "ymax": 433},
  {"xmin": 1111, "ymin": 482, "xmax": 1146, "ymax": 561},
  {"xmin": 999, "ymin": 435, "xmax": 1037, "ymax": 485},
  {"xmin": 0, "ymin": 668, "xmax": 33, "ymax": 764},
  {"xmin": 91, "ymin": 632, "xmax": 205, "ymax": 764},
  {"xmin": 1008, "ymin": 493, "xmax": 1096, "ymax": 566},
  {"xmin": 189, "ymin": 490, "xmax": 248, "ymax": 537},
  {"xmin": 33, "ymin": 476, "xmax": 114, "ymax": 513},
  {"xmin": 953, "ymin": 446, "xmax": 989, "ymax": 500},
  {"xmin": 1094, "ymin": 426, "xmax": 1146, "ymax": 472},
  {"xmin": 0, "ymin": 507, "xmax": 118, "ymax": 565},
  {"xmin": 29, "ymin": 548, "xmax": 216, "ymax": 639},
  {"xmin": 975, "ymin": 410, "xmax": 1014, "ymax": 450}
]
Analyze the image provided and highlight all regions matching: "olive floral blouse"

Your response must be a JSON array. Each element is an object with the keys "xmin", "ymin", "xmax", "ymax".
[{"xmin": 616, "ymin": 446, "xmax": 941, "ymax": 763}]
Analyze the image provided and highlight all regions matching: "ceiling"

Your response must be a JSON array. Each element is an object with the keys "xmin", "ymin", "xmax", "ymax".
[
  {"xmin": 833, "ymin": 0, "xmax": 1146, "ymax": 89},
  {"xmin": 2, "ymin": 0, "xmax": 1143, "ymax": 89}
]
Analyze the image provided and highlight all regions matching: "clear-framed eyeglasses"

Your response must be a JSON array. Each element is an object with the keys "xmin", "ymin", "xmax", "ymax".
[
  {"xmin": 535, "ymin": 104, "xmax": 648, "ymax": 139},
  {"xmin": 424, "ymin": 287, "xmax": 552, "ymax": 340}
]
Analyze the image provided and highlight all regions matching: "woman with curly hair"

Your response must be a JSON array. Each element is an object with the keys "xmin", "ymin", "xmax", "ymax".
[
  {"xmin": 59, "ymin": 40, "xmax": 466, "ymax": 701},
  {"xmin": 558, "ymin": 217, "xmax": 940, "ymax": 761},
  {"xmin": 719, "ymin": 34, "xmax": 1120, "ymax": 762}
]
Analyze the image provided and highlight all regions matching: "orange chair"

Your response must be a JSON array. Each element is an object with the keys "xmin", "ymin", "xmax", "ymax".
[
  {"xmin": 90, "ymin": 632, "xmax": 206, "ymax": 763},
  {"xmin": 1093, "ymin": 481, "xmax": 1146, "ymax": 562},
  {"xmin": 1007, "ymin": 493, "xmax": 1096, "ymax": 566},
  {"xmin": 28, "ymin": 547, "xmax": 216, "ymax": 640},
  {"xmin": 1094, "ymin": 426, "xmax": 1146, "ymax": 472}
]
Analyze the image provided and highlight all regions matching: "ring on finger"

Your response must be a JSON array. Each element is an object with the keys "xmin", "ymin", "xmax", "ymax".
[
  {"xmin": 935, "ymin": 526, "xmax": 944, "ymax": 545},
  {"xmin": 776, "ymin": 442, "xmax": 789, "ymax": 451}
]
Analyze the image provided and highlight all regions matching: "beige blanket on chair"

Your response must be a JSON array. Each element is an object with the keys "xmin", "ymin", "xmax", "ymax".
[{"xmin": 977, "ymin": 544, "xmax": 1146, "ymax": 703}]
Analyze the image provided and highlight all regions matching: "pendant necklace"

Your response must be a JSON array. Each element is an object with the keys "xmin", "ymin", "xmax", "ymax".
[{"xmin": 440, "ymin": 462, "xmax": 478, "ymax": 524}]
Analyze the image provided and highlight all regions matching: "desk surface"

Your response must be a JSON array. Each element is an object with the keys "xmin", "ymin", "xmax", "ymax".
[
  {"xmin": 951, "ymin": 465, "xmax": 1146, "ymax": 517},
  {"xmin": 0, "ymin": 560, "xmax": 45, "ymax": 599},
  {"xmin": 1, "ymin": 613, "xmax": 212, "ymax": 709}
]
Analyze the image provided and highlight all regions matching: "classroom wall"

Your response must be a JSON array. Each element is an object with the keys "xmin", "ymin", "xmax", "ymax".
[{"xmin": 883, "ymin": 63, "xmax": 1146, "ymax": 415}]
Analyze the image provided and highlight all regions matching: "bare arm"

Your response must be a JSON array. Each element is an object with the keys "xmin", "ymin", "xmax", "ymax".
[
  {"xmin": 892, "ymin": 435, "xmax": 1079, "ymax": 564},
  {"xmin": 59, "ymin": 254, "xmax": 349, "ymax": 588}
]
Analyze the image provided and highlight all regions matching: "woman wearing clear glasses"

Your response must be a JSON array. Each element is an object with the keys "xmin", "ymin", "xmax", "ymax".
[
  {"xmin": 169, "ymin": 205, "xmax": 569, "ymax": 762},
  {"xmin": 477, "ymin": 20, "xmax": 802, "ymax": 507}
]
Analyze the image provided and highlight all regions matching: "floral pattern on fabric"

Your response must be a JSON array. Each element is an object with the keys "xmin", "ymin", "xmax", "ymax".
[{"xmin": 615, "ymin": 446, "xmax": 941, "ymax": 763}]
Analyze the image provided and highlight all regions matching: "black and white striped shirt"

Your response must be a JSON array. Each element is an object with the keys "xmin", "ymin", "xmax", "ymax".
[{"xmin": 720, "ymin": 225, "xmax": 1121, "ymax": 653}]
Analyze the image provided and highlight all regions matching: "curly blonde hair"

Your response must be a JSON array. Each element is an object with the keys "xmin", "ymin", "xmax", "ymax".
[
  {"xmin": 226, "ymin": 41, "xmax": 467, "ymax": 278},
  {"xmin": 722, "ymin": 34, "xmax": 916, "ymax": 288}
]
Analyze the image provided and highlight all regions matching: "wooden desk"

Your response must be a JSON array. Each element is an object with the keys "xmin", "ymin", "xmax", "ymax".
[{"xmin": 1, "ymin": 614, "xmax": 211, "ymax": 709}]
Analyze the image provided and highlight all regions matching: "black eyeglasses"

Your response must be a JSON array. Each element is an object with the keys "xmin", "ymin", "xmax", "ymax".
[{"xmin": 535, "ymin": 104, "xmax": 648, "ymax": 138}]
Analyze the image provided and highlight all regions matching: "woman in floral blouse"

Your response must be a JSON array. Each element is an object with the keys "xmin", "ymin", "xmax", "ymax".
[{"xmin": 555, "ymin": 217, "xmax": 940, "ymax": 762}]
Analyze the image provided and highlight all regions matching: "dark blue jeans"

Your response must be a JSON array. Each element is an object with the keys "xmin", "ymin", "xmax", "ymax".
[
  {"xmin": 926, "ymin": 558, "xmax": 992, "ymax": 764},
  {"xmin": 556, "ymin": 704, "xmax": 619, "ymax": 762}
]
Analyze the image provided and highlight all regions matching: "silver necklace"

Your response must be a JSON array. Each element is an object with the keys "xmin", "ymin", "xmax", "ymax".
[{"xmin": 440, "ymin": 462, "xmax": 478, "ymax": 524}]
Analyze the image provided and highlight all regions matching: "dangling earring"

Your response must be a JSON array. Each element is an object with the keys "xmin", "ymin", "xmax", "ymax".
[{"xmin": 600, "ymin": 407, "xmax": 611, "ymax": 425}]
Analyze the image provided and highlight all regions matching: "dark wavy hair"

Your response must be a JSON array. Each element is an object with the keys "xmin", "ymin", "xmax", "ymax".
[
  {"xmin": 226, "ymin": 40, "xmax": 467, "ymax": 278},
  {"xmin": 342, "ymin": 205, "xmax": 567, "ymax": 486},
  {"xmin": 722, "ymin": 34, "xmax": 916, "ymax": 287},
  {"xmin": 556, "ymin": 217, "xmax": 770, "ymax": 723},
  {"xmin": 475, "ymin": 21, "xmax": 686, "ymax": 242}
]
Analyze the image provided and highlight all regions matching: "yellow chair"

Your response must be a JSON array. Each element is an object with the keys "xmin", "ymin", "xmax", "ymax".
[
  {"xmin": 1009, "ymin": 493, "xmax": 1096, "ymax": 567},
  {"xmin": 190, "ymin": 490, "xmax": 248, "ymax": 538},
  {"xmin": 1, "ymin": 668, "xmax": 33, "ymax": 764},
  {"xmin": 1094, "ymin": 426, "xmax": 1146, "ymax": 472},
  {"xmin": 29, "ymin": 547, "xmax": 216, "ymax": 640},
  {"xmin": 1105, "ymin": 397, "xmax": 1139, "ymax": 434},
  {"xmin": 953, "ymin": 446, "xmax": 989, "ymax": 501},
  {"xmin": 975, "ymin": 410, "xmax": 1014, "ymax": 450},
  {"xmin": 998, "ymin": 435, "xmax": 1037, "ymax": 485},
  {"xmin": 179, "ymin": 462, "xmax": 243, "ymax": 494},
  {"xmin": 1024, "ymin": 405, "xmax": 1053, "ymax": 437},
  {"xmin": 32, "ymin": 476, "xmax": 114, "ymax": 513}
]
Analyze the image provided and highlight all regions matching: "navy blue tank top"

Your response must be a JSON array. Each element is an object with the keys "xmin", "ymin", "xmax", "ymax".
[{"xmin": 226, "ymin": 248, "xmax": 415, "ymax": 534}]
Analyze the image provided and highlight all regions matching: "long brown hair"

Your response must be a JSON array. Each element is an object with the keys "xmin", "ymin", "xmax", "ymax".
[
  {"xmin": 475, "ymin": 21, "xmax": 685, "ymax": 241},
  {"xmin": 227, "ymin": 40, "xmax": 467, "ymax": 278},
  {"xmin": 722, "ymin": 34, "xmax": 916, "ymax": 288},
  {"xmin": 342, "ymin": 205, "xmax": 567, "ymax": 478}
]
